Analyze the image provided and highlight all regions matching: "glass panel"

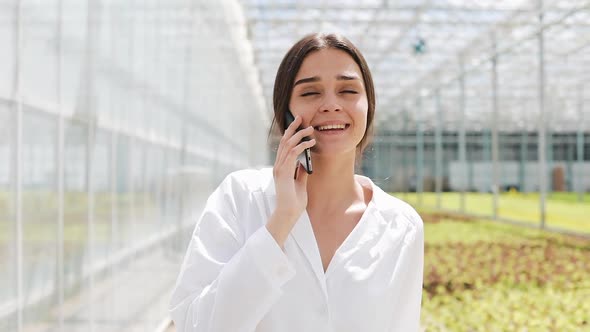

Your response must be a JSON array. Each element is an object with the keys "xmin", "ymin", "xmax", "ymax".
[
  {"xmin": 0, "ymin": 1, "xmax": 15, "ymax": 98},
  {"xmin": 63, "ymin": 120, "xmax": 88, "ymax": 300},
  {"xmin": 21, "ymin": 110, "xmax": 58, "ymax": 327},
  {"xmin": 89, "ymin": 128, "xmax": 113, "ymax": 327},
  {"xmin": 145, "ymin": 144, "xmax": 159, "ymax": 231},
  {"xmin": 115, "ymin": 135, "xmax": 131, "ymax": 250},
  {"xmin": 0, "ymin": 102, "xmax": 15, "ymax": 331},
  {"xmin": 60, "ymin": 0, "xmax": 88, "ymax": 117},
  {"xmin": 154, "ymin": 146, "xmax": 168, "ymax": 231},
  {"xmin": 130, "ymin": 140, "xmax": 145, "ymax": 243},
  {"xmin": 92, "ymin": 129, "xmax": 111, "ymax": 265},
  {"xmin": 21, "ymin": 0, "xmax": 59, "ymax": 106}
]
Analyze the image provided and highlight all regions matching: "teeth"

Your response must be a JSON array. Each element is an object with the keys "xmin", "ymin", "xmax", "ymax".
[{"xmin": 318, "ymin": 124, "xmax": 346, "ymax": 131}]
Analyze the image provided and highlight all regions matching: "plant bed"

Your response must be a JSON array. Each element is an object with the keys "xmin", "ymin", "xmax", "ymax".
[{"xmin": 420, "ymin": 213, "xmax": 590, "ymax": 331}]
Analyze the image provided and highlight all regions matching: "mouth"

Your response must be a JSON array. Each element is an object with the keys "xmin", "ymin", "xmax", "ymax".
[{"xmin": 313, "ymin": 123, "xmax": 351, "ymax": 132}]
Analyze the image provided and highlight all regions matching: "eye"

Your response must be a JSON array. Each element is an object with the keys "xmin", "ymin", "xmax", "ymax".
[
  {"xmin": 301, "ymin": 92, "xmax": 319, "ymax": 97},
  {"xmin": 341, "ymin": 90, "xmax": 358, "ymax": 94}
]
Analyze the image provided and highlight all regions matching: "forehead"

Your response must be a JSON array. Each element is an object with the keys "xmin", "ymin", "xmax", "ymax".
[{"xmin": 295, "ymin": 48, "xmax": 363, "ymax": 81}]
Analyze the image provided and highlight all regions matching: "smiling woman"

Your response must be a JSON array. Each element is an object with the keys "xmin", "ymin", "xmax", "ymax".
[
  {"xmin": 170, "ymin": 33, "xmax": 424, "ymax": 332},
  {"xmin": 270, "ymin": 34, "xmax": 375, "ymax": 160},
  {"xmin": 287, "ymin": 48, "xmax": 368, "ymax": 160}
]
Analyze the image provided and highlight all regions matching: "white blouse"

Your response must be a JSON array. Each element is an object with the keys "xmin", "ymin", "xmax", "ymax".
[{"xmin": 170, "ymin": 168, "xmax": 424, "ymax": 332}]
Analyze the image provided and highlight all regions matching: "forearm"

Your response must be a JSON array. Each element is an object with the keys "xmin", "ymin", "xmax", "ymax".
[{"xmin": 170, "ymin": 226, "xmax": 295, "ymax": 332}]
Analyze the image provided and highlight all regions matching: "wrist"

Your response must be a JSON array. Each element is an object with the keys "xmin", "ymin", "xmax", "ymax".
[
  {"xmin": 266, "ymin": 209, "xmax": 300, "ymax": 248},
  {"xmin": 273, "ymin": 206, "xmax": 301, "ymax": 222}
]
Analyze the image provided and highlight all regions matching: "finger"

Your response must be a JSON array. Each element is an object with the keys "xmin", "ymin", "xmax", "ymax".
[
  {"xmin": 276, "ymin": 115, "xmax": 303, "ymax": 164},
  {"xmin": 274, "ymin": 138, "xmax": 316, "ymax": 179},
  {"xmin": 283, "ymin": 115, "xmax": 303, "ymax": 138},
  {"xmin": 278, "ymin": 126, "xmax": 314, "ymax": 166},
  {"xmin": 286, "ymin": 126, "xmax": 314, "ymax": 150},
  {"xmin": 282, "ymin": 139, "xmax": 316, "ymax": 169}
]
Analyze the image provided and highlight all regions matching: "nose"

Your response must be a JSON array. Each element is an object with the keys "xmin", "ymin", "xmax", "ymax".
[{"xmin": 320, "ymin": 93, "xmax": 342, "ymax": 113}]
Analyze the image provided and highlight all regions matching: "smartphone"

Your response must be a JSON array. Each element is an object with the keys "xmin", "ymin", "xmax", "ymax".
[{"xmin": 284, "ymin": 110, "xmax": 313, "ymax": 175}]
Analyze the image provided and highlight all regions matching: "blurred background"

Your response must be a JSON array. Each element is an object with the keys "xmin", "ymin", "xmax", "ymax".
[{"xmin": 0, "ymin": 0, "xmax": 588, "ymax": 331}]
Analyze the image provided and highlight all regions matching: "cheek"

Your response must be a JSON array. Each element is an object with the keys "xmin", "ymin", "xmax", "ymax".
[
  {"xmin": 353, "ymin": 98, "xmax": 369, "ymax": 125},
  {"xmin": 356, "ymin": 97, "xmax": 369, "ymax": 113},
  {"xmin": 351, "ymin": 99, "xmax": 368, "ymax": 143},
  {"xmin": 290, "ymin": 98, "xmax": 321, "ymax": 119},
  {"xmin": 288, "ymin": 103, "xmax": 314, "ymax": 126}
]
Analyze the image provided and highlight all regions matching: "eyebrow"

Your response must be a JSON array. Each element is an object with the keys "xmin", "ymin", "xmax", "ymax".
[{"xmin": 293, "ymin": 74, "xmax": 361, "ymax": 87}]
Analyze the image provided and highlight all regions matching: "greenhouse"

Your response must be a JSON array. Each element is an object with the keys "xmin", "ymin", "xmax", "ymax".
[{"xmin": 0, "ymin": 0, "xmax": 588, "ymax": 331}]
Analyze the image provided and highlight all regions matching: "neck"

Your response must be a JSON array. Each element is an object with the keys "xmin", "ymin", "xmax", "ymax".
[{"xmin": 306, "ymin": 151, "xmax": 364, "ymax": 212}]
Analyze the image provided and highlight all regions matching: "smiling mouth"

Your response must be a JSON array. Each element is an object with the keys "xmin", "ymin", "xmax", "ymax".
[{"xmin": 314, "ymin": 124, "xmax": 351, "ymax": 132}]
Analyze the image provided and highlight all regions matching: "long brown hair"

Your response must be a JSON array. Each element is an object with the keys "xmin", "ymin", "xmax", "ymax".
[{"xmin": 268, "ymin": 33, "xmax": 376, "ymax": 157}]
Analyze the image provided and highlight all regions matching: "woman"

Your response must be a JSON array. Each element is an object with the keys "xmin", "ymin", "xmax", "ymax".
[{"xmin": 170, "ymin": 33, "xmax": 424, "ymax": 332}]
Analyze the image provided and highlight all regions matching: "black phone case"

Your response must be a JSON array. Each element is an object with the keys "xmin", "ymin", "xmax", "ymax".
[{"xmin": 285, "ymin": 111, "xmax": 313, "ymax": 174}]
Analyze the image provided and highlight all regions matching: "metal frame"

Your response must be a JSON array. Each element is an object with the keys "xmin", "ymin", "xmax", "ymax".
[
  {"xmin": 13, "ymin": 0, "xmax": 23, "ymax": 330},
  {"xmin": 241, "ymin": 0, "xmax": 589, "ymax": 231},
  {"xmin": 56, "ymin": 0, "xmax": 65, "ymax": 329},
  {"xmin": 240, "ymin": 0, "xmax": 590, "ymax": 132},
  {"xmin": 538, "ymin": 0, "xmax": 547, "ymax": 228}
]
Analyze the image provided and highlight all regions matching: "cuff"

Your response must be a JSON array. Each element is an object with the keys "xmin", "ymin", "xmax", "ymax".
[{"xmin": 244, "ymin": 226, "xmax": 296, "ymax": 288}]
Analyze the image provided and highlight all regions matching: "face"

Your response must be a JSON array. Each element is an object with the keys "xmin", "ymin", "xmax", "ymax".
[{"xmin": 289, "ymin": 48, "xmax": 368, "ymax": 156}]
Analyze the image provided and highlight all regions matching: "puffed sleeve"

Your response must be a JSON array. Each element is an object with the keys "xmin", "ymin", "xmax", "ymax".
[
  {"xmin": 389, "ymin": 210, "xmax": 424, "ymax": 332},
  {"xmin": 169, "ymin": 173, "xmax": 296, "ymax": 332}
]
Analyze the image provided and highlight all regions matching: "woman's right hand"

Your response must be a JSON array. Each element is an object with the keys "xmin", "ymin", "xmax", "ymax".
[{"xmin": 266, "ymin": 115, "xmax": 316, "ymax": 247}]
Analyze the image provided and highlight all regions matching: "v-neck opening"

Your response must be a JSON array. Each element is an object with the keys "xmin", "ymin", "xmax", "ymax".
[
  {"xmin": 305, "ymin": 199, "xmax": 376, "ymax": 277},
  {"xmin": 285, "ymin": 174, "xmax": 380, "ymax": 292}
]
